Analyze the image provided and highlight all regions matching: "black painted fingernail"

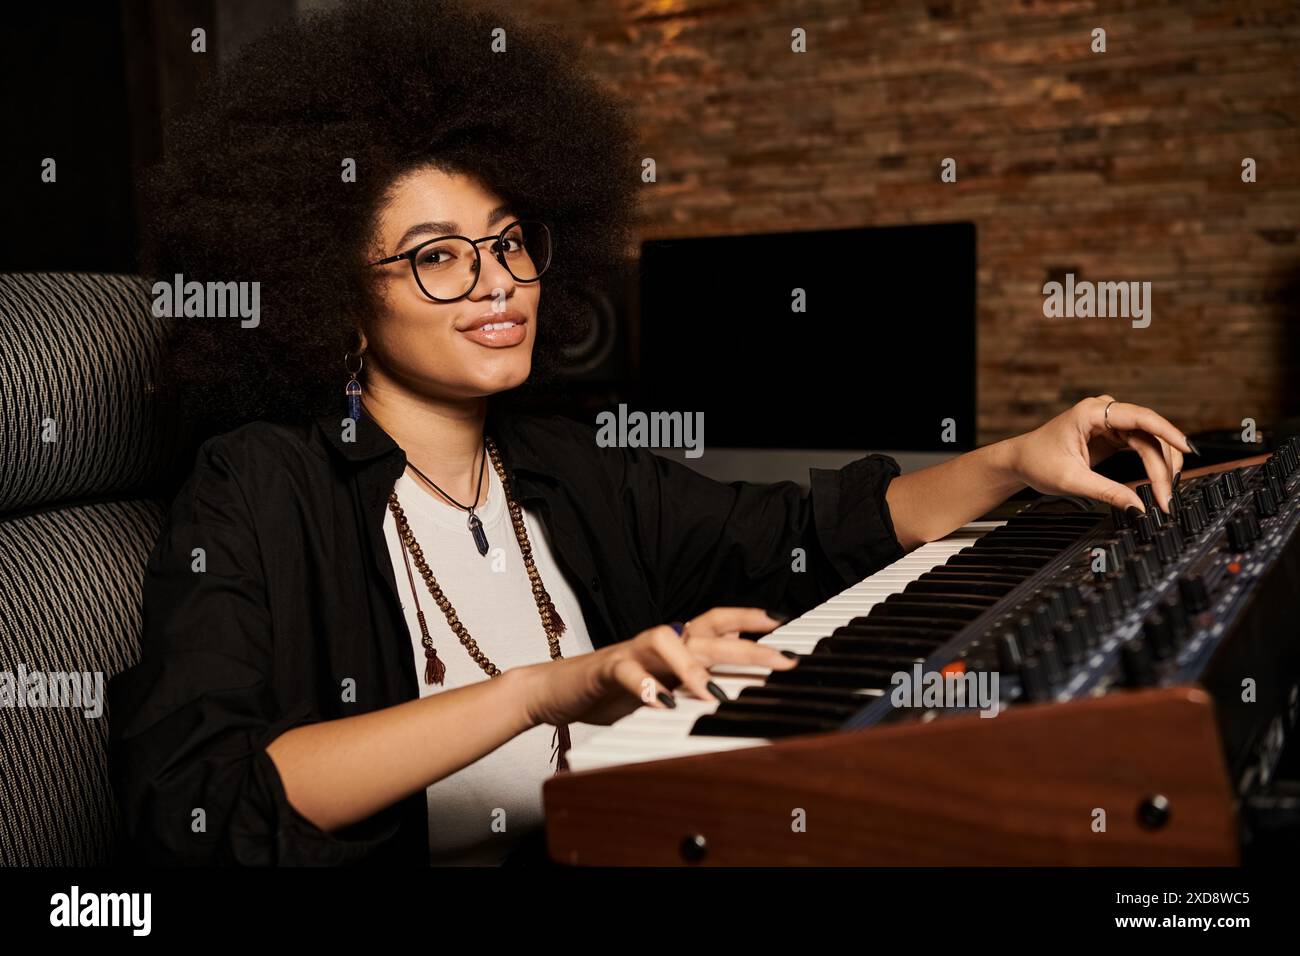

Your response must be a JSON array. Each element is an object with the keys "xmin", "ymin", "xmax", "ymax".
[
  {"xmin": 780, "ymin": 650, "xmax": 799, "ymax": 659},
  {"xmin": 1173, "ymin": 471, "xmax": 1182, "ymax": 487},
  {"xmin": 1187, "ymin": 440, "xmax": 1201, "ymax": 457},
  {"xmin": 656, "ymin": 691, "xmax": 676, "ymax": 708},
  {"xmin": 706, "ymin": 681, "xmax": 728, "ymax": 702},
  {"xmin": 766, "ymin": 609, "xmax": 790, "ymax": 623},
  {"xmin": 668, "ymin": 621, "xmax": 684, "ymax": 636},
  {"xmin": 1125, "ymin": 505, "xmax": 1142, "ymax": 520}
]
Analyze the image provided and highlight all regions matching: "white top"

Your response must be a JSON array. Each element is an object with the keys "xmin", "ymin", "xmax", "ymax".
[{"xmin": 381, "ymin": 459, "xmax": 599, "ymax": 865}]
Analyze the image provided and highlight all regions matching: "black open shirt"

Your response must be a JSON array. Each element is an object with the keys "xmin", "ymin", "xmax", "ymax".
[{"xmin": 108, "ymin": 408, "xmax": 904, "ymax": 864}]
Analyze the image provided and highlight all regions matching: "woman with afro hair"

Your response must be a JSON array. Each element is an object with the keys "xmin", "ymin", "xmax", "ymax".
[{"xmin": 109, "ymin": 0, "xmax": 1195, "ymax": 866}]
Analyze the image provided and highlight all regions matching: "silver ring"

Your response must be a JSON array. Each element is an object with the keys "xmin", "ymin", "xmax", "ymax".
[{"xmin": 1103, "ymin": 399, "xmax": 1118, "ymax": 433}]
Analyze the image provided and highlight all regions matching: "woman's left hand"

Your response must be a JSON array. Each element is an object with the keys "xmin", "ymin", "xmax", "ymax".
[{"xmin": 1005, "ymin": 395, "xmax": 1193, "ymax": 514}]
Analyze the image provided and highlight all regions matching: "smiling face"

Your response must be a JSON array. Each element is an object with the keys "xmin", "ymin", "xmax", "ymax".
[{"xmin": 361, "ymin": 165, "xmax": 541, "ymax": 401}]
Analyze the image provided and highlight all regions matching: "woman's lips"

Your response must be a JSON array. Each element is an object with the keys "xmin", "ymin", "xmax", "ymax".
[{"xmin": 458, "ymin": 315, "xmax": 527, "ymax": 348}]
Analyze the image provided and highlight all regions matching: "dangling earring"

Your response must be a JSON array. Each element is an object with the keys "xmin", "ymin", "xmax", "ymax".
[{"xmin": 344, "ymin": 349, "xmax": 364, "ymax": 423}]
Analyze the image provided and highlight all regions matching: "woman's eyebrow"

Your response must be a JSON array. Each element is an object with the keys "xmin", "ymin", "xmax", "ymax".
[{"xmin": 393, "ymin": 203, "xmax": 516, "ymax": 250}]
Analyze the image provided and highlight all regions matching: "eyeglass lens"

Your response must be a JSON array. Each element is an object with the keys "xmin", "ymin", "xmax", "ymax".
[{"xmin": 413, "ymin": 220, "xmax": 551, "ymax": 300}]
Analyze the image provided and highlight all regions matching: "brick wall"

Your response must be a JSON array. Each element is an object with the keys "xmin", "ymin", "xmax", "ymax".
[{"xmin": 515, "ymin": 0, "xmax": 1300, "ymax": 443}]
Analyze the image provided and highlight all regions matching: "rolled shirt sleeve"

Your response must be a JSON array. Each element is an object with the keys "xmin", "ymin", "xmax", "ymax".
[{"xmin": 108, "ymin": 437, "xmax": 398, "ymax": 865}]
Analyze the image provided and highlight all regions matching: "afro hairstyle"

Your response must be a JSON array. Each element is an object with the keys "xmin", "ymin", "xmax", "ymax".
[{"xmin": 140, "ymin": 0, "xmax": 640, "ymax": 440}]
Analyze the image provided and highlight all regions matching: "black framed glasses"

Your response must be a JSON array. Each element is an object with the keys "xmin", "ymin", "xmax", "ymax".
[{"xmin": 369, "ymin": 218, "xmax": 553, "ymax": 303}]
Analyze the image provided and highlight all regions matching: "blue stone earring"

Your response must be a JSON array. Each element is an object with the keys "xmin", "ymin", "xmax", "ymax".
[{"xmin": 344, "ymin": 349, "xmax": 364, "ymax": 423}]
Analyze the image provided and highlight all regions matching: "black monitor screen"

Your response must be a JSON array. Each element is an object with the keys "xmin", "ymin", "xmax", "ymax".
[{"xmin": 636, "ymin": 221, "xmax": 976, "ymax": 451}]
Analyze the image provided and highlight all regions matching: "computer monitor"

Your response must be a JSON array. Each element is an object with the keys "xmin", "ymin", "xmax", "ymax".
[{"xmin": 636, "ymin": 221, "xmax": 977, "ymax": 451}]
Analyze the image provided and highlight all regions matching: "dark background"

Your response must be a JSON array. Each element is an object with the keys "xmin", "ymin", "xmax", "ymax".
[{"xmin": 3, "ymin": 1, "xmax": 1298, "ymax": 464}]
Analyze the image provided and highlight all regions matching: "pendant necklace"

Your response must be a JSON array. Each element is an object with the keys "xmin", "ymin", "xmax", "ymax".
[{"xmin": 405, "ymin": 440, "xmax": 491, "ymax": 556}]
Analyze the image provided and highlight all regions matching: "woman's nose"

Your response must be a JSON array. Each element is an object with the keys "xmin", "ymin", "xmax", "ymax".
[{"xmin": 472, "ymin": 242, "xmax": 516, "ymax": 298}]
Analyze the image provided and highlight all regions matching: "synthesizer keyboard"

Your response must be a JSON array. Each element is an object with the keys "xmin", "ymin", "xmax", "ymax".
[
  {"xmin": 564, "ymin": 521, "xmax": 1008, "ymax": 771},
  {"xmin": 546, "ymin": 443, "xmax": 1300, "ymax": 865}
]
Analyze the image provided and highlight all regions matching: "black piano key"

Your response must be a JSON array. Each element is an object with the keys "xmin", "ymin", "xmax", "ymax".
[
  {"xmin": 842, "ymin": 616, "xmax": 969, "ymax": 632},
  {"xmin": 917, "ymin": 570, "xmax": 1028, "ymax": 585},
  {"xmin": 1003, "ymin": 513, "xmax": 1101, "ymax": 526},
  {"xmin": 868, "ymin": 602, "xmax": 988, "ymax": 621},
  {"xmin": 904, "ymin": 579, "xmax": 1018, "ymax": 598},
  {"xmin": 765, "ymin": 663, "xmax": 896, "ymax": 689},
  {"xmin": 974, "ymin": 527, "xmax": 1082, "ymax": 536},
  {"xmin": 736, "ymin": 685, "xmax": 870, "ymax": 707},
  {"xmin": 713, "ymin": 699, "xmax": 860, "ymax": 721},
  {"xmin": 884, "ymin": 593, "xmax": 1001, "ymax": 611},
  {"xmin": 976, "ymin": 527, "xmax": 1088, "ymax": 538},
  {"xmin": 804, "ymin": 650, "xmax": 926, "ymax": 669},
  {"xmin": 927, "ymin": 561, "xmax": 1035, "ymax": 575},
  {"xmin": 690, "ymin": 711, "xmax": 841, "ymax": 738},
  {"xmin": 948, "ymin": 553, "xmax": 1052, "ymax": 570},
  {"xmin": 971, "ymin": 536, "xmax": 1079, "ymax": 550},
  {"xmin": 815, "ymin": 635, "xmax": 944, "ymax": 656},
  {"xmin": 961, "ymin": 544, "xmax": 1062, "ymax": 558}
]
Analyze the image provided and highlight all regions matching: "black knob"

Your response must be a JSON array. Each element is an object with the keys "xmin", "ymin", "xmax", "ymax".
[
  {"xmin": 1179, "ymin": 574, "xmax": 1210, "ymax": 613},
  {"xmin": 1126, "ymin": 550, "xmax": 1156, "ymax": 591},
  {"xmin": 1085, "ymin": 593, "xmax": 1109, "ymax": 635},
  {"xmin": 997, "ymin": 631, "xmax": 1024, "ymax": 672},
  {"xmin": 1055, "ymin": 620, "xmax": 1086, "ymax": 665},
  {"xmin": 1163, "ymin": 594, "xmax": 1191, "ymax": 643},
  {"xmin": 1060, "ymin": 583, "xmax": 1083, "ymax": 613},
  {"xmin": 1071, "ymin": 606, "xmax": 1100, "ymax": 649},
  {"xmin": 1120, "ymin": 638, "xmax": 1157, "ymax": 687},
  {"xmin": 1153, "ymin": 527, "xmax": 1179, "ymax": 565},
  {"xmin": 1048, "ymin": 588, "xmax": 1071, "ymax": 623},
  {"xmin": 1143, "ymin": 611, "xmax": 1176, "ymax": 660},
  {"xmin": 1038, "ymin": 638, "xmax": 1066, "ymax": 684},
  {"xmin": 1205, "ymin": 480, "xmax": 1226, "ymax": 513},
  {"xmin": 1016, "ymin": 614, "xmax": 1041, "ymax": 656},
  {"xmin": 1137, "ymin": 482, "xmax": 1158, "ymax": 513},
  {"xmin": 1135, "ymin": 513, "xmax": 1156, "ymax": 545},
  {"xmin": 1254, "ymin": 486, "xmax": 1278, "ymax": 518},
  {"xmin": 1105, "ymin": 541, "xmax": 1124, "ymax": 575},
  {"xmin": 1274, "ymin": 448, "xmax": 1296, "ymax": 476},
  {"xmin": 1020, "ymin": 656, "xmax": 1051, "ymax": 702},
  {"xmin": 1034, "ymin": 601, "xmax": 1057, "ymax": 635},
  {"xmin": 1140, "ymin": 547, "xmax": 1162, "ymax": 580},
  {"xmin": 1110, "ymin": 571, "xmax": 1137, "ymax": 610},
  {"xmin": 1098, "ymin": 581, "xmax": 1124, "ymax": 620},
  {"xmin": 1226, "ymin": 515, "xmax": 1253, "ymax": 552},
  {"xmin": 1168, "ymin": 522, "xmax": 1185, "ymax": 550},
  {"xmin": 1170, "ymin": 480, "xmax": 1185, "ymax": 513}
]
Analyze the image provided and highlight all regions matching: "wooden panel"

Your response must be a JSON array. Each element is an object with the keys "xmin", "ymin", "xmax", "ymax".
[{"xmin": 544, "ymin": 687, "xmax": 1239, "ymax": 865}]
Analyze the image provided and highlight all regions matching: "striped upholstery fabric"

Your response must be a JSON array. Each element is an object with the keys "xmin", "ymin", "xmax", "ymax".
[{"xmin": 0, "ymin": 273, "xmax": 179, "ymax": 866}]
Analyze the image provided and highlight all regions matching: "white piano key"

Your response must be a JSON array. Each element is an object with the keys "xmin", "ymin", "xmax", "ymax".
[{"xmin": 563, "ymin": 520, "xmax": 1004, "ymax": 772}]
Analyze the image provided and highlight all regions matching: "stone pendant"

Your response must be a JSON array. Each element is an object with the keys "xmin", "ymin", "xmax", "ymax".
[{"xmin": 468, "ymin": 512, "xmax": 489, "ymax": 556}]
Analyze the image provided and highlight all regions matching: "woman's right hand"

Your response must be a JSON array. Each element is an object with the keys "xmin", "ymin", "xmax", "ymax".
[{"xmin": 514, "ymin": 607, "xmax": 796, "ymax": 728}]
